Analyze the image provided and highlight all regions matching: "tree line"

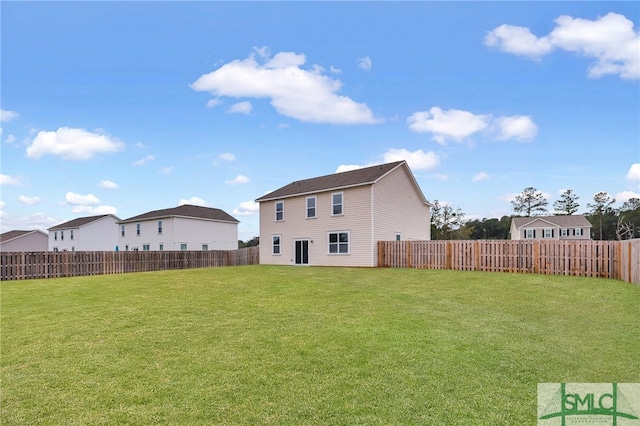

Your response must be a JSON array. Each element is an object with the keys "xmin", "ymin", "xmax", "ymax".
[{"xmin": 430, "ymin": 187, "xmax": 640, "ymax": 241}]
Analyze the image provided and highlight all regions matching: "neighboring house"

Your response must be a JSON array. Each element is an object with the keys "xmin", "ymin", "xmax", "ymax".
[
  {"xmin": 117, "ymin": 204, "xmax": 239, "ymax": 251},
  {"xmin": 510, "ymin": 215, "xmax": 592, "ymax": 240},
  {"xmin": 0, "ymin": 230, "xmax": 48, "ymax": 252},
  {"xmin": 256, "ymin": 160, "xmax": 432, "ymax": 267},
  {"xmin": 48, "ymin": 214, "xmax": 121, "ymax": 251}
]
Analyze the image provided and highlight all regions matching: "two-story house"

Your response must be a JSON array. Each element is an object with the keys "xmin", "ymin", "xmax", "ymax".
[
  {"xmin": 0, "ymin": 230, "xmax": 48, "ymax": 252},
  {"xmin": 48, "ymin": 214, "xmax": 121, "ymax": 251},
  {"xmin": 117, "ymin": 204, "xmax": 239, "ymax": 251},
  {"xmin": 510, "ymin": 215, "xmax": 592, "ymax": 240},
  {"xmin": 256, "ymin": 160, "xmax": 432, "ymax": 267}
]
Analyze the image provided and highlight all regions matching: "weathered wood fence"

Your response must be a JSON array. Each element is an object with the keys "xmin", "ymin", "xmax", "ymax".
[
  {"xmin": 0, "ymin": 246, "xmax": 259, "ymax": 281},
  {"xmin": 378, "ymin": 239, "xmax": 640, "ymax": 284}
]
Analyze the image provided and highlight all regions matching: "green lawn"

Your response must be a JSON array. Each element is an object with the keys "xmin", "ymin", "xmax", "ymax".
[{"xmin": 2, "ymin": 266, "xmax": 638, "ymax": 425}]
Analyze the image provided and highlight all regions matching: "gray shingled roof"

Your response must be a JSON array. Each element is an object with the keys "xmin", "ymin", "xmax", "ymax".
[
  {"xmin": 0, "ymin": 230, "xmax": 43, "ymax": 242},
  {"xmin": 118, "ymin": 204, "xmax": 239, "ymax": 224},
  {"xmin": 48, "ymin": 214, "xmax": 118, "ymax": 231},
  {"xmin": 512, "ymin": 215, "xmax": 592, "ymax": 228},
  {"xmin": 256, "ymin": 161, "xmax": 408, "ymax": 202}
]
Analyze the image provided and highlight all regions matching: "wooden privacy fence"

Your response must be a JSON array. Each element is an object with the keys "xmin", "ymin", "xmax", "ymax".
[
  {"xmin": 378, "ymin": 239, "xmax": 640, "ymax": 284},
  {"xmin": 0, "ymin": 246, "xmax": 259, "ymax": 281}
]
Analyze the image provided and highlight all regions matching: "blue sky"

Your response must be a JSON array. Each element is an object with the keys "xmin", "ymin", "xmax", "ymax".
[{"xmin": 1, "ymin": 1, "xmax": 639, "ymax": 240}]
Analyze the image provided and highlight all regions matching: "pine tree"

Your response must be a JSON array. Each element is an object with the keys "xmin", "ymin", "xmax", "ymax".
[
  {"xmin": 511, "ymin": 187, "xmax": 548, "ymax": 216},
  {"xmin": 553, "ymin": 189, "xmax": 580, "ymax": 215},
  {"xmin": 587, "ymin": 191, "xmax": 615, "ymax": 240}
]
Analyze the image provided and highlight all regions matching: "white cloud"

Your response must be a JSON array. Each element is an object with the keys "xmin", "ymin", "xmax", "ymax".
[
  {"xmin": 179, "ymin": 197, "xmax": 208, "ymax": 207},
  {"xmin": 0, "ymin": 174, "xmax": 21, "ymax": 186},
  {"xmin": 0, "ymin": 211, "xmax": 59, "ymax": 234},
  {"xmin": 99, "ymin": 180, "xmax": 119, "ymax": 189},
  {"xmin": 357, "ymin": 56, "xmax": 372, "ymax": 71},
  {"xmin": 217, "ymin": 152, "xmax": 236, "ymax": 162},
  {"xmin": 335, "ymin": 164, "xmax": 365, "ymax": 173},
  {"xmin": 233, "ymin": 200, "xmax": 259, "ymax": 216},
  {"xmin": 71, "ymin": 205, "xmax": 117, "ymax": 215},
  {"xmin": 133, "ymin": 155, "xmax": 155, "ymax": 166},
  {"xmin": 330, "ymin": 66, "xmax": 342, "ymax": 74},
  {"xmin": 207, "ymin": 98, "xmax": 222, "ymax": 108},
  {"xmin": 225, "ymin": 174, "xmax": 250, "ymax": 185},
  {"xmin": 18, "ymin": 195, "xmax": 41, "ymax": 205},
  {"xmin": 5, "ymin": 134, "xmax": 16, "ymax": 144},
  {"xmin": 627, "ymin": 163, "xmax": 640, "ymax": 187},
  {"xmin": 472, "ymin": 172, "xmax": 490, "ymax": 182},
  {"xmin": 160, "ymin": 166, "xmax": 173, "ymax": 175},
  {"xmin": 228, "ymin": 101, "xmax": 252, "ymax": 115},
  {"xmin": 0, "ymin": 109, "xmax": 18, "ymax": 122},
  {"xmin": 26, "ymin": 127, "xmax": 124, "ymax": 160},
  {"xmin": 615, "ymin": 190, "xmax": 640, "ymax": 203},
  {"xmin": 493, "ymin": 115, "xmax": 538, "ymax": 141},
  {"xmin": 407, "ymin": 107, "xmax": 491, "ymax": 144},
  {"xmin": 408, "ymin": 107, "xmax": 538, "ymax": 144},
  {"xmin": 190, "ymin": 49, "xmax": 379, "ymax": 124},
  {"xmin": 66, "ymin": 192, "xmax": 100, "ymax": 206},
  {"xmin": 382, "ymin": 148, "xmax": 440, "ymax": 172},
  {"xmin": 485, "ymin": 12, "xmax": 640, "ymax": 80}
]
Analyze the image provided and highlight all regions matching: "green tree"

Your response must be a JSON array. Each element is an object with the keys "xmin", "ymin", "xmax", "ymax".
[
  {"xmin": 430, "ymin": 200, "xmax": 466, "ymax": 240},
  {"xmin": 553, "ymin": 189, "xmax": 580, "ymax": 215},
  {"xmin": 587, "ymin": 191, "xmax": 615, "ymax": 240},
  {"xmin": 617, "ymin": 198, "xmax": 640, "ymax": 240},
  {"xmin": 511, "ymin": 187, "xmax": 548, "ymax": 216}
]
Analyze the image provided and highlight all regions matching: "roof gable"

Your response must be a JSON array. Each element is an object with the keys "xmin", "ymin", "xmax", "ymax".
[
  {"xmin": 512, "ymin": 215, "xmax": 592, "ymax": 229},
  {"xmin": 256, "ymin": 161, "xmax": 421, "ymax": 202},
  {"xmin": 0, "ymin": 230, "xmax": 47, "ymax": 243},
  {"xmin": 48, "ymin": 214, "xmax": 120, "ymax": 231},
  {"xmin": 119, "ymin": 204, "xmax": 239, "ymax": 224}
]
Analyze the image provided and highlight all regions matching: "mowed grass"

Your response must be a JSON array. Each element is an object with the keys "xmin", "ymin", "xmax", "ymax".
[{"xmin": 1, "ymin": 266, "xmax": 639, "ymax": 425}]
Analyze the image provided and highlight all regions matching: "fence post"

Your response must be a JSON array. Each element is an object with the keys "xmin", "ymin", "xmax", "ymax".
[
  {"xmin": 445, "ymin": 241, "xmax": 452, "ymax": 270},
  {"xmin": 533, "ymin": 241, "xmax": 540, "ymax": 274},
  {"xmin": 406, "ymin": 241, "xmax": 411, "ymax": 268}
]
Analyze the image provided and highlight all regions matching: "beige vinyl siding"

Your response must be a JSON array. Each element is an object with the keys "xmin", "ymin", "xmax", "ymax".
[
  {"xmin": 259, "ymin": 185, "xmax": 373, "ymax": 266},
  {"xmin": 372, "ymin": 166, "xmax": 431, "ymax": 247}
]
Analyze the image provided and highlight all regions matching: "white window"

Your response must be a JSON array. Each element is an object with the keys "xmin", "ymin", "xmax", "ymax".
[
  {"xmin": 306, "ymin": 196, "xmax": 317, "ymax": 219},
  {"xmin": 275, "ymin": 201, "xmax": 284, "ymax": 221},
  {"xmin": 574, "ymin": 228, "xmax": 582, "ymax": 236},
  {"xmin": 159, "ymin": 244, "xmax": 164, "ymax": 251},
  {"xmin": 70, "ymin": 230, "xmax": 74, "ymax": 240},
  {"xmin": 121, "ymin": 225, "xmax": 125, "ymax": 237},
  {"xmin": 525, "ymin": 229, "xmax": 534, "ymax": 239},
  {"xmin": 543, "ymin": 229, "xmax": 553, "ymax": 238},
  {"xmin": 328, "ymin": 231, "xmax": 349, "ymax": 254},
  {"xmin": 143, "ymin": 244, "xmax": 150, "ymax": 251},
  {"xmin": 136, "ymin": 223, "xmax": 141, "ymax": 236},
  {"xmin": 53, "ymin": 247, "xmax": 59, "ymax": 252},
  {"xmin": 561, "ymin": 229, "xmax": 569, "ymax": 237},
  {"xmin": 54, "ymin": 231, "xmax": 58, "ymax": 241},
  {"xmin": 395, "ymin": 233, "xmax": 401, "ymax": 241},
  {"xmin": 180, "ymin": 243, "xmax": 187, "ymax": 251},
  {"xmin": 272, "ymin": 235, "xmax": 281, "ymax": 255},
  {"xmin": 61, "ymin": 231, "xmax": 64, "ymax": 241},
  {"xmin": 332, "ymin": 192, "xmax": 343, "ymax": 216},
  {"xmin": 202, "ymin": 244, "xmax": 208, "ymax": 251},
  {"xmin": 158, "ymin": 221, "xmax": 163, "ymax": 234}
]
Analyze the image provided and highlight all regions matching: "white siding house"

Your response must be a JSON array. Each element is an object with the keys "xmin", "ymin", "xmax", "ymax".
[
  {"xmin": 117, "ymin": 204, "xmax": 239, "ymax": 251},
  {"xmin": 0, "ymin": 230, "xmax": 48, "ymax": 252},
  {"xmin": 48, "ymin": 214, "xmax": 121, "ymax": 251},
  {"xmin": 256, "ymin": 161, "xmax": 432, "ymax": 267},
  {"xmin": 510, "ymin": 216, "xmax": 592, "ymax": 240}
]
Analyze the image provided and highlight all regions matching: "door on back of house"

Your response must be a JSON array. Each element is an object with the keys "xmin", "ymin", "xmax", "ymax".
[{"xmin": 294, "ymin": 240, "xmax": 309, "ymax": 265}]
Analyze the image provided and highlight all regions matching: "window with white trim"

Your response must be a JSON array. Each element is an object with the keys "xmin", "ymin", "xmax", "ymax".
[
  {"xmin": 328, "ymin": 231, "xmax": 349, "ymax": 254},
  {"xmin": 543, "ymin": 229, "xmax": 553, "ymax": 238},
  {"xmin": 272, "ymin": 235, "xmax": 281, "ymax": 255},
  {"xmin": 573, "ymin": 228, "xmax": 582, "ymax": 236},
  {"xmin": 54, "ymin": 231, "xmax": 58, "ymax": 241},
  {"xmin": 159, "ymin": 244, "xmax": 164, "ymax": 251},
  {"xmin": 180, "ymin": 243, "xmax": 187, "ymax": 251},
  {"xmin": 143, "ymin": 244, "xmax": 150, "ymax": 251},
  {"xmin": 306, "ymin": 196, "xmax": 316, "ymax": 219},
  {"xmin": 70, "ymin": 230, "xmax": 74, "ymax": 240},
  {"xmin": 275, "ymin": 201, "xmax": 284, "ymax": 221},
  {"xmin": 525, "ymin": 229, "xmax": 535, "ymax": 239},
  {"xmin": 61, "ymin": 231, "xmax": 64, "ymax": 240},
  {"xmin": 136, "ymin": 223, "xmax": 141, "ymax": 236},
  {"xmin": 395, "ymin": 233, "xmax": 401, "ymax": 241},
  {"xmin": 158, "ymin": 220, "xmax": 163, "ymax": 234},
  {"xmin": 561, "ymin": 229, "xmax": 569, "ymax": 237},
  {"xmin": 332, "ymin": 192, "xmax": 343, "ymax": 216},
  {"xmin": 121, "ymin": 225, "xmax": 125, "ymax": 237},
  {"xmin": 202, "ymin": 244, "xmax": 208, "ymax": 251}
]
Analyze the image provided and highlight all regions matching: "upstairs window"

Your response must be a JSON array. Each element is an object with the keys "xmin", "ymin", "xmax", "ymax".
[
  {"xmin": 525, "ymin": 229, "xmax": 535, "ymax": 239},
  {"xmin": 121, "ymin": 225, "xmax": 125, "ymax": 237},
  {"xmin": 275, "ymin": 201, "xmax": 284, "ymax": 221},
  {"xmin": 543, "ymin": 229, "xmax": 553, "ymax": 238},
  {"xmin": 61, "ymin": 231, "xmax": 64, "ymax": 241},
  {"xmin": 306, "ymin": 196, "xmax": 316, "ymax": 218},
  {"xmin": 70, "ymin": 230, "xmax": 74, "ymax": 241},
  {"xmin": 573, "ymin": 228, "xmax": 583, "ymax": 236},
  {"xmin": 158, "ymin": 221, "xmax": 163, "ymax": 234},
  {"xmin": 54, "ymin": 231, "xmax": 58, "ymax": 241},
  {"xmin": 332, "ymin": 192, "xmax": 343, "ymax": 216},
  {"xmin": 136, "ymin": 223, "xmax": 141, "ymax": 236},
  {"xmin": 561, "ymin": 229, "xmax": 569, "ymax": 237}
]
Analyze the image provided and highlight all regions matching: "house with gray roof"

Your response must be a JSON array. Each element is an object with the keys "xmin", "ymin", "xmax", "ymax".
[
  {"xmin": 510, "ymin": 215, "xmax": 592, "ymax": 240},
  {"xmin": 48, "ymin": 214, "xmax": 121, "ymax": 251},
  {"xmin": 117, "ymin": 204, "xmax": 239, "ymax": 251},
  {"xmin": 256, "ymin": 160, "xmax": 432, "ymax": 267},
  {"xmin": 0, "ymin": 229, "xmax": 48, "ymax": 252}
]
